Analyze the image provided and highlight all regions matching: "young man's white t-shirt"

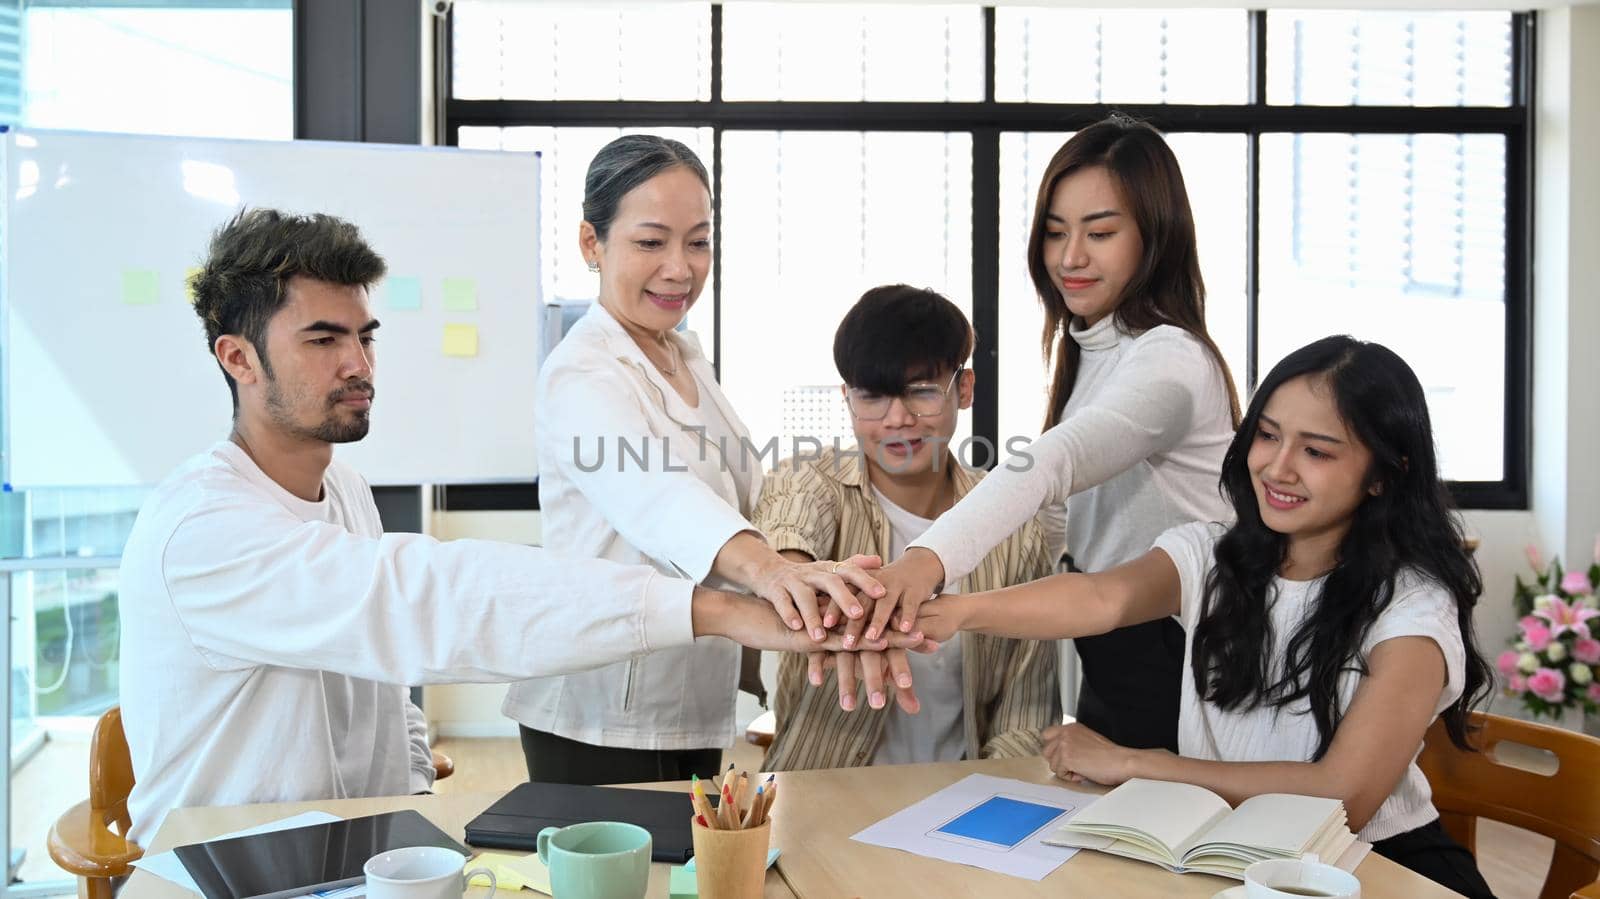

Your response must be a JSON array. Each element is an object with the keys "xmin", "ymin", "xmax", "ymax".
[
  {"xmin": 870, "ymin": 484, "xmax": 965, "ymax": 765},
  {"xmin": 1152, "ymin": 521, "xmax": 1467, "ymax": 842}
]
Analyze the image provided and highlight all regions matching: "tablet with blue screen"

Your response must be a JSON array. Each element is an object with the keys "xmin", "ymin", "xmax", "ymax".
[{"xmin": 927, "ymin": 794, "xmax": 1072, "ymax": 852}]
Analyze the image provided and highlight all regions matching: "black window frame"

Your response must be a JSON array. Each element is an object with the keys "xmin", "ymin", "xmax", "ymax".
[{"xmin": 442, "ymin": 6, "xmax": 1534, "ymax": 512}]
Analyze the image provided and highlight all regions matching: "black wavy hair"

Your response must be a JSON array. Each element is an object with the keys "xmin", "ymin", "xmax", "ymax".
[{"xmin": 1189, "ymin": 335, "xmax": 1491, "ymax": 757}]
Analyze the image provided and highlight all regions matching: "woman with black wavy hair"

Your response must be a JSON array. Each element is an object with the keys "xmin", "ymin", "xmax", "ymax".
[{"xmin": 912, "ymin": 335, "xmax": 1495, "ymax": 898}]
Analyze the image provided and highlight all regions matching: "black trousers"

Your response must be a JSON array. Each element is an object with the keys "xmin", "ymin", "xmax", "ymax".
[
  {"xmin": 1372, "ymin": 817, "xmax": 1497, "ymax": 899},
  {"xmin": 519, "ymin": 726, "xmax": 723, "ymax": 786}
]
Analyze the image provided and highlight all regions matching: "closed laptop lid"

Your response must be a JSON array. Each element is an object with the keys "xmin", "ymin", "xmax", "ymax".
[{"xmin": 464, "ymin": 781, "xmax": 702, "ymax": 863}]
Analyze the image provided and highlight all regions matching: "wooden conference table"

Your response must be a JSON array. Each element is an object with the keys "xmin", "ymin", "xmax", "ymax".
[{"xmin": 125, "ymin": 757, "xmax": 1461, "ymax": 898}]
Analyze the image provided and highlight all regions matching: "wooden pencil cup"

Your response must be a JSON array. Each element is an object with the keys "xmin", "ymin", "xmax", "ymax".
[{"xmin": 690, "ymin": 816, "xmax": 771, "ymax": 899}]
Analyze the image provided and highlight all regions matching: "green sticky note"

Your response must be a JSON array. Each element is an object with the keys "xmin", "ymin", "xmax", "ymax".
[
  {"xmin": 122, "ymin": 269, "xmax": 159, "ymax": 306},
  {"xmin": 184, "ymin": 267, "xmax": 202, "ymax": 304},
  {"xmin": 442, "ymin": 323, "xmax": 479, "ymax": 357},
  {"xmin": 384, "ymin": 275, "xmax": 422, "ymax": 310},
  {"xmin": 685, "ymin": 847, "xmax": 779, "ymax": 872},
  {"xmin": 442, "ymin": 277, "xmax": 477, "ymax": 311},
  {"xmin": 669, "ymin": 865, "xmax": 698, "ymax": 898}
]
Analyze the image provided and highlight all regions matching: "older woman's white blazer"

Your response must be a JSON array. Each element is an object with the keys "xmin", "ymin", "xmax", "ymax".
[{"xmin": 502, "ymin": 301, "xmax": 762, "ymax": 750}]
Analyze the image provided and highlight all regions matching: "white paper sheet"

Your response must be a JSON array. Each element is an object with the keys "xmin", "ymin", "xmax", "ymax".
[
  {"xmin": 849, "ymin": 774, "xmax": 1094, "ymax": 881},
  {"xmin": 131, "ymin": 811, "xmax": 343, "ymax": 894}
]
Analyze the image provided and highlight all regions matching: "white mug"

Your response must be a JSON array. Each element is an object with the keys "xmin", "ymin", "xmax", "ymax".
[
  {"xmin": 364, "ymin": 846, "xmax": 498, "ymax": 899},
  {"xmin": 1243, "ymin": 858, "xmax": 1361, "ymax": 899}
]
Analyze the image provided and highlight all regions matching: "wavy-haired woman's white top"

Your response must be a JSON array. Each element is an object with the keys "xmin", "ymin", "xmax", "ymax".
[
  {"xmin": 1154, "ymin": 521, "xmax": 1467, "ymax": 843},
  {"xmin": 911, "ymin": 313, "xmax": 1235, "ymax": 583},
  {"xmin": 503, "ymin": 302, "xmax": 762, "ymax": 750}
]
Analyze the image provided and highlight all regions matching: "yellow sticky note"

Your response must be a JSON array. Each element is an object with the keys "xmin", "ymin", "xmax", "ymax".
[
  {"xmin": 122, "ymin": 269, "xmax": 159, "ymax": 306},
  {"xmin": 442, "ymin": 323, "xmax": 479, "ymax": 357},
  {"xmin": 184, "ymin": 267, "xmax": 202, "ymax": 304},
  {"xmin": 465, "ymin": 851, "xmax": 551, "ymax": 895},
  {"xmin": 442, "ymin": 277, "xmax": 478, "ymax": 311}
]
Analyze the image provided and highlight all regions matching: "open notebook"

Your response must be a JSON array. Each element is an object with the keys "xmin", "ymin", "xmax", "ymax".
[{"xmin": 1042, "ymin": 779, "xmax": 1362, "ymax": 880}]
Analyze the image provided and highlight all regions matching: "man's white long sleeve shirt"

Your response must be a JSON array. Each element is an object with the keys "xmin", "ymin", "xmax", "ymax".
[{"xmin": 118, "ymin": 441, "xmax": 694, "ymax": 846}]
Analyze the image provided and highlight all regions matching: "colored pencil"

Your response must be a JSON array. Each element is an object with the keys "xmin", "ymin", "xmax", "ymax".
[
  {"xmin": 690, "ymin": 775, "xmax": 718, "ymax": 829},
  {"xmin": 760, "ymin": 780, "xmax": 778, "ymax": 824},
  {"xmin": 741, "ymin": 785, "xmax": 764, "ymax": 828}
]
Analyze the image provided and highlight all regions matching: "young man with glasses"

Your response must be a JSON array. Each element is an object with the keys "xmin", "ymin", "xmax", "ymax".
[{"xmin": 753, "ymin": 285, "xmax": 1060, "ymax": 770}]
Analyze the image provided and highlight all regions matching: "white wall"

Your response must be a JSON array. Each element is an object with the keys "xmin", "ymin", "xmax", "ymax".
[
  {"xmin": 1530, "ymin": 6, "xmax": 1600, "ymax": 575},
  {"xmin": 424, "ymin": 7, "xmax": 1600, "ymax": 734}
]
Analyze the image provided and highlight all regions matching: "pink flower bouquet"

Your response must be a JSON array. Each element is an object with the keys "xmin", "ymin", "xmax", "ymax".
[{"xmin": 1504, "ymin": 542, "xmax": 1600, "ymax": 719}]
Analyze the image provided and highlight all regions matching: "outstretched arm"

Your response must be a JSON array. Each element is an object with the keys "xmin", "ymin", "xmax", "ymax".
[
  {"xmin": 864, "ymin": 329, "xmax": 1217, "ymax": 639},
  {"xmin": 912, "ymin": 547, "xmax": 1183, "ymax": 644}
]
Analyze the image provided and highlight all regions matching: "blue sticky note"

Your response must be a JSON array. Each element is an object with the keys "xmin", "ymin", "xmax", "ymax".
[
  {"xmin": 934, "ymin": 796, "xmax": 1067, "ymax": 848},
  {"xmin": 684, "ymin": 847, "xmax": 779, "ymax": 873},
  {"xmin": 384, "ymin": 276, "xmax": 422, "ymax": 310}
]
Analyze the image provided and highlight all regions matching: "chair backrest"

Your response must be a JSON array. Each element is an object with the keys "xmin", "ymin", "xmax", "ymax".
[
  {"xmin": 87, "ymin": 706, "xmax": 136, "ymax": 836},
  {"xmin": 1419, "ymin": 711, "xmax": 1600, "ymax": 899}
]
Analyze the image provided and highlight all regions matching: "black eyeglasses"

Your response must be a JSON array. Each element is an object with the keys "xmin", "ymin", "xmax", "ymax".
[{"xmin": 844, "ymin": 369, "xmax": 962, "ymax": 421}]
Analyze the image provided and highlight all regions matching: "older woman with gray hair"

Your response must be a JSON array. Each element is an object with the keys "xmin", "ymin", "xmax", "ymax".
[{"xmin": 503, "ymin": 135, "xmax": 893, "ymax": 784}]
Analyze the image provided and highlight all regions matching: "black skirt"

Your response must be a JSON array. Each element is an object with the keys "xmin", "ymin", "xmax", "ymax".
[
  {"xmin": 1072, "ymin": 617, "xmax": 1186, "ymax": 752},
  {"xmin": 1371, "ymin": 817, "xmax": 1497, "ymax": 899}
]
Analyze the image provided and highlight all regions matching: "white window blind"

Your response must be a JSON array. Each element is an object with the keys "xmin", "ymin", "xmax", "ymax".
[
  {"xmin": 451, "ymin": 1, "xmax": 710, "ymax": 101},
  {"xmin": 0, "ymin": 1, "xmax": 19, "ymax": 126}
]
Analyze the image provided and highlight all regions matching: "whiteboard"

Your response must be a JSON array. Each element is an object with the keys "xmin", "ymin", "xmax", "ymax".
[{"xmin": 2, "ymin": 129, "xmax": 540, "ymax": 487}]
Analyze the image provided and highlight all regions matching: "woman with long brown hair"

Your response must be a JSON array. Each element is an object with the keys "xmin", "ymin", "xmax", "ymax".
[{"xmin": 860, "ymin": 115, "xmax": 1240, "ymax": 754}]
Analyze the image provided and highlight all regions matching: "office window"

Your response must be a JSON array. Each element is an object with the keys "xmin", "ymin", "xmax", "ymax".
[
  {"xmin": 994, "ymin": 9, "xmax": 1250, "ymax": 105},
  {"xmin": 722, "ymin": 3, "xmax": 983, "ymax": 102},
  {"xmin": 3, "ymin": 490, "xmax": 144, "ymax": 884},
  {"xmin": 0, "ymin": 2, "xmax": 18, "ymax": 126},
  {"xmin": 21, "ymin": 2, "xmax": 292, "ymax": 139},
  {"xmin": 447, "ymin": 3, "xmax": 1532, "ymax": 508},
  {"xmin": 1259, "ymin": 132, "xmax": 1508, "ymax": 482},
  {"xmin": 451, "ymin": 1, "xmax": 710, "ymax": 101},
  {"xmin": 1267, "ymin": 11, "xmax": 1512, "ymax": 107},
  {"xmin": 719, "ymin": 131, "xmax": 974, "ymax": 452}
]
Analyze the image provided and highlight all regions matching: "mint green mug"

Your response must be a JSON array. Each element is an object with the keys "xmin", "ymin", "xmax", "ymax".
[{"xmin": 536, "ymin": 821, "xmax": 651, "ymax": 899}]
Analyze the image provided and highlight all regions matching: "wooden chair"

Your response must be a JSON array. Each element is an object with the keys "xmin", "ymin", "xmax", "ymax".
[
  {"xmin": 745, "ymin": 709, "xmax": 776, "ymax": 748},
  {"xmin": 47, "ymin": 706, "xmax": 142, "ymax": 899},
  {"xmin": 431, "ymin": 749, "xmax": 454, "ymax": 781},
  {"xmin": 1418, "ymin": 711, "xmax": 1600, "ymax": 899},
  {"xmin": 47, "ymin": 705, "xmax": 451, "ymax": 896}
]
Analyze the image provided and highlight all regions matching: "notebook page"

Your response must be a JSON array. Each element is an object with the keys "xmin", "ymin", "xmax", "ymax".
[
  {"xmin": 1060, "ymin": 779, "xmax": 1232, "ymax": 859},
  {"xmin": 1185, "ymin": 793, "xmax": 1342, "ymax": 858}
]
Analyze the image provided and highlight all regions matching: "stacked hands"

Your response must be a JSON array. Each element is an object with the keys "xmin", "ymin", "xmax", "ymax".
[
  {"xmin": 742, "ymin": 548, "xmax": 949, "ymax": 716},
  {"xmin": 735, "ymin": 547, "xmax": 1149, "ymax": 788}
]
